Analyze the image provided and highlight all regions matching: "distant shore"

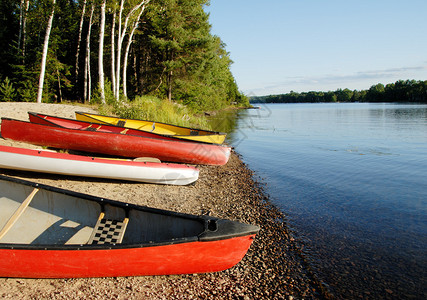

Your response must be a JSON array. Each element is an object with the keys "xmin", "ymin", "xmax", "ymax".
[{"xmin": 0, "ymin": 103, "xmax": 327, "ymax": 299}]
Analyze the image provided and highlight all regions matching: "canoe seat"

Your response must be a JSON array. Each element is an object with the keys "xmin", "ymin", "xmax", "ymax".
[
  {"xmin": 190, "ymin": 130, "xmax": 199, "ymax": 136},
  {"xmin": 88, "ymin": 212, "xmax": 129, "ymax": 245},
  {"xmin": 117, "ymin": 120, "xmax": 126, "ymax": 127}
]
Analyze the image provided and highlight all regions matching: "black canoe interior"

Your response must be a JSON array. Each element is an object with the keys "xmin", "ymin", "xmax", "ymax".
[{"xmin": 0, "ymin": 179, "xmax": 204, "ymax": 246}]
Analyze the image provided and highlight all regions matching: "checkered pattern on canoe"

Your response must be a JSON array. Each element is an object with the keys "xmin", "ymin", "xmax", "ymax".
[
  {"xmin": 117, "ymin": 120, "xmax": 126, "ymax": 127},
  {"xmin": 90, "ymin": 218, "xmax": 126, "ymax": 245}
]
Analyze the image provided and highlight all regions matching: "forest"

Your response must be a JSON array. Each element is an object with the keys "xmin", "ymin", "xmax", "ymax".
[
  {"xmin": 251, "ymin": 80, "xmax": 427, "ymax": 104},
  {"xmin": 0, "ymin": 0, "xmax": 249, "ymax": 111}
]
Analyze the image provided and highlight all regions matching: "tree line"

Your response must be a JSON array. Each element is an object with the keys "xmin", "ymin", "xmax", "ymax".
[
  {"xmin": 251, "ymin": 80, "xmax": 427, "ymax": 104},
  {"xmin": 0, "ymin": 0, "xmax": 248, "ymax": 111}
]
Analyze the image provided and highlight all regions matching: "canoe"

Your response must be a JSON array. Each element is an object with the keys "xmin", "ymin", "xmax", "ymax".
[
  {"xmin": 0, "ymin": 145, "xmax": 199, "ymax": 185},
  {"xmin": 75, "ymin": 111, "xmax": 227, "ymax": 144},
  {"xmin": 1, "ymin": 115, "xmax": 231, "ymax": 166},
  {"xmin": 0, "ymin": 175, "xmax": 259, "ymax": 278},
  {"xmin": 29, "ymin": 112, "xmax": 230, "ymax": 165}
]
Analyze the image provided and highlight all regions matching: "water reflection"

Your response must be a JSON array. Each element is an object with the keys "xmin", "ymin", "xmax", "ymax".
[
  {"xmin": 208, "ymin": 108, "xmax": 274, "ymax": 147},
  {"xmin": 208, "ymin": 109, "xmax": 239, "ymax": 134}
]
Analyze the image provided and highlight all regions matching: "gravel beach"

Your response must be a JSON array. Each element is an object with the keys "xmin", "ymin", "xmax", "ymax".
[{"xmin": 0, "ymin": 103, "xmax": 328, "ymax": 299}]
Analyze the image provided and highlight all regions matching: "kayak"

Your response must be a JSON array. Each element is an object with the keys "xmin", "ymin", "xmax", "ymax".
[
  {"xmin": 75, "ymin": 111, "xmax": 227, "ymax": 144},
  {"xmin": 0, "ymin": 145, "xmax": 199, "ymax": 185},
  {"xmin": 0, "ymin": 175, "xmax": 259, "ymax": 278}
]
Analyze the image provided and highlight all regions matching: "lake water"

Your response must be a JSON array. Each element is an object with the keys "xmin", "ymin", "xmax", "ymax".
[{"xmin": 216, "ymin": 103, "xmax": 427, "ymax": 299}]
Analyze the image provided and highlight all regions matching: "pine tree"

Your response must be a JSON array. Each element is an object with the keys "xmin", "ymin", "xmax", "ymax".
[{"xmin": 145, "ymin": 0, "xmax": 243, "ymax": 109}]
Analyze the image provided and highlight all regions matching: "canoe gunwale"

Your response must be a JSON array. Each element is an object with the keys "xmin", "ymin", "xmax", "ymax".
[
  {"xmin": 0, "ymin": 236, "xmax": 200, "ymax": 251},
  {"xmin": 0, "ymin": 175, "xmax": 259, "ymax": 251},
  {"xmin": 29, "ymin": 112, "xmax": 227, "ymax": 147},
  {"xmin": 75, "ymin": 111, "xmax": 227, "ymax": 136}
]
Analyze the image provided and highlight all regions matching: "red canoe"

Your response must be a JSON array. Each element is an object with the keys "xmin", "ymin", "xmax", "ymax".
[
  {"xmin": 0, "ymin": 175, "xmax": 259, "ymax": 278},
  {"xmin": 0, "ymin": 114, "xmax": 231, "ymax": 165}
]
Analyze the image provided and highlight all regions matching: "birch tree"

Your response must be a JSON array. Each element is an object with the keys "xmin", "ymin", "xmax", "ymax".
[
  {"xmin": 37, "ymin": 0, "xmax": 56, "ymax": 104},
  {"xmin": 83, "ymin": 3, "xmax": 95, "ymax": 103},
  {"xmin": 114, "ymin": 0, "xmax": 149, "ymax": 100},
  {"xmin": 114, "ymin": 0, "xmax": 125, "ymax": 99},
  {"xmin": 110, "ymin": 9, "xmax": 116, "ymax": 96},
  {"xmin": 122, "ymin": 2, "xmax": 147, "ymax": 97},
  {"xmin": 18, "ymin": 0, "xmax": 24, "ymax": 51},
  {"xmin": 98, "ymin": 0, "xmax": 107, "ymax": 103},
  {"xmin": 18, "ymin": 0, "xmax": 30, "ymax": 63},
  {"xmin": 75, "ymin": 0, "xmax": 87, "ymax": 93}
]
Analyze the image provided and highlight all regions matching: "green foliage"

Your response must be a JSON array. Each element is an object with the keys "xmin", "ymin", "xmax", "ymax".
[
  {"xmin": 0, "ymin": 0, "xmax": 19, "ymax": 79},
  {"xmin": 251, "ymin": 80, "xmax": 427, "ymax": 104},
  {"xmin": 0, "ymin": 77, "xmax": 17, "ymax": 102},
  {"xmin": 140, "ymin": 0, "xmax": 246, "ymax": 111},
  {"xmin": 366, "ymin": 83, "xmax": 385, "ymax": 102},
  {"xmin": 336, "ymin": 88, "xmax": 353, "ymax": 102},
  {"xmin": 91, "ymin": 80, "xmax": 116, "ymax": 105},
  {"xmin": 102, "ymin": 95, "xmax": 211, "ymax": 130},
  {"xmin": 17, "ymin": 80, "xmax": 37, "ymax": 102},
  {"xmin": 0, "ymin": 0, "xmax": 245, "ymax": 110}
]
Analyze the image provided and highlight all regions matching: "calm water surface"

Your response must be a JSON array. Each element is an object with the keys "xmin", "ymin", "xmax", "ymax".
[{"xmin": 218, "ymin": 103, "xmax": 427, "ymax": 299}]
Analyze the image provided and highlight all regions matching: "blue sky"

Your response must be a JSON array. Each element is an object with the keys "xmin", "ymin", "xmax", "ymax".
[{"xmin": 205, "ymin": 0, "xmax": 427, "ymax": 96}]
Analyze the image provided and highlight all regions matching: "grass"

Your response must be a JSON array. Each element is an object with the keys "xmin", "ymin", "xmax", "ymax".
[{"xmin": 97, "ymin": 95, "xmax": 212, "ymax": 130}]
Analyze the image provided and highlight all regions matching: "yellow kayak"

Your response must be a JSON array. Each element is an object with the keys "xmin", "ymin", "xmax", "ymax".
[{"xmin": 75, "ymin": 112, "xmax": 227, "ymax": 144}]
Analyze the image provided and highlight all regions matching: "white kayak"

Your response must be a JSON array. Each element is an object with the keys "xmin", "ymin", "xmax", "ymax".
[{"xmin": 0, "ymin": 145, "xmax": 199, "ymax": 185}]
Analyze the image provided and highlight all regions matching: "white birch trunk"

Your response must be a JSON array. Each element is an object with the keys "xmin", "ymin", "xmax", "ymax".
[
  {"xmin": 18, "ymin": 0, "xmax": 24, "ymax": 50},
  {"xmin": 84, "ymin": 4, "xmax": 94, "ymax": 103},
  {"xmin": 98, "ymin": 0, "xmax": 106, "ymax": 104},
  {"xmin": 122, "ymin": 4, "xmax": 147, "ymax": 97},
  {"xmin": 111, "ymin": 10, "xmax": 116, "ymax": 97},
  {"xmin": 122, "ymin": 39, "xmax": 131, "ymax": 97},
  {"xmin": 75, "ymin": 0, "xmax": 87, "ymax": 89},
  {"xmin": 115, "ymin": 0, "xmax": 149, "ymax": 100},
  {"xmin": 88, "ymin": 58, "xmax": 92, "ymax": 101},
  {"xmin": 56, "ymin": 68, "xmax": 62, "ymax": 102},
  {"xmin": 36, "ymin": 0, "xmax": 56, "ymax": 104},
  {"xmin": 133, "ymin": 50, "xmax": 138, "ymax": 93},
  {"xmin": 115, "ymin": 0, "xmax": 125, "ymax": 100}
]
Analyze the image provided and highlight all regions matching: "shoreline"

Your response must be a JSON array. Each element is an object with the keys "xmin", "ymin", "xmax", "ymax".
[{"xmin": 0, "ymin": 103, "xmax": 327, "ymax": 299}]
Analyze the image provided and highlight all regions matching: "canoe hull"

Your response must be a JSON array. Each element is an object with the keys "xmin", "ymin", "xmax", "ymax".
[
  {"xmin": 75, "ymin": 111, "xmax": 227, "ymax": 144},
  {"xmin": 0, "ymin": 175, "xmax": 259, "ymax": 278},
  {"xmin": 0, "ymin": 145, "xmax": 199, "ymax": 185},
  {"xmin": 0, "ymin": 235, "xmax": 255, "ymax": 278},
  {"xmin": 1, "ymin": 118, "xmax": 231, "ymax": 165}
]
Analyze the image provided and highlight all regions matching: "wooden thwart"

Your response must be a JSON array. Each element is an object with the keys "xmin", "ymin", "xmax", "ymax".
[
  {"xmin": 0, "ymin": 188, "xmax": 39, "ymax": 241},
  {"xmin": 88, "ymin": 212, "xmax": 129, "ymax": 245},
  {"xmin": 86, "ymin": 124, "xmax": 102, "ymax": 131}
]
